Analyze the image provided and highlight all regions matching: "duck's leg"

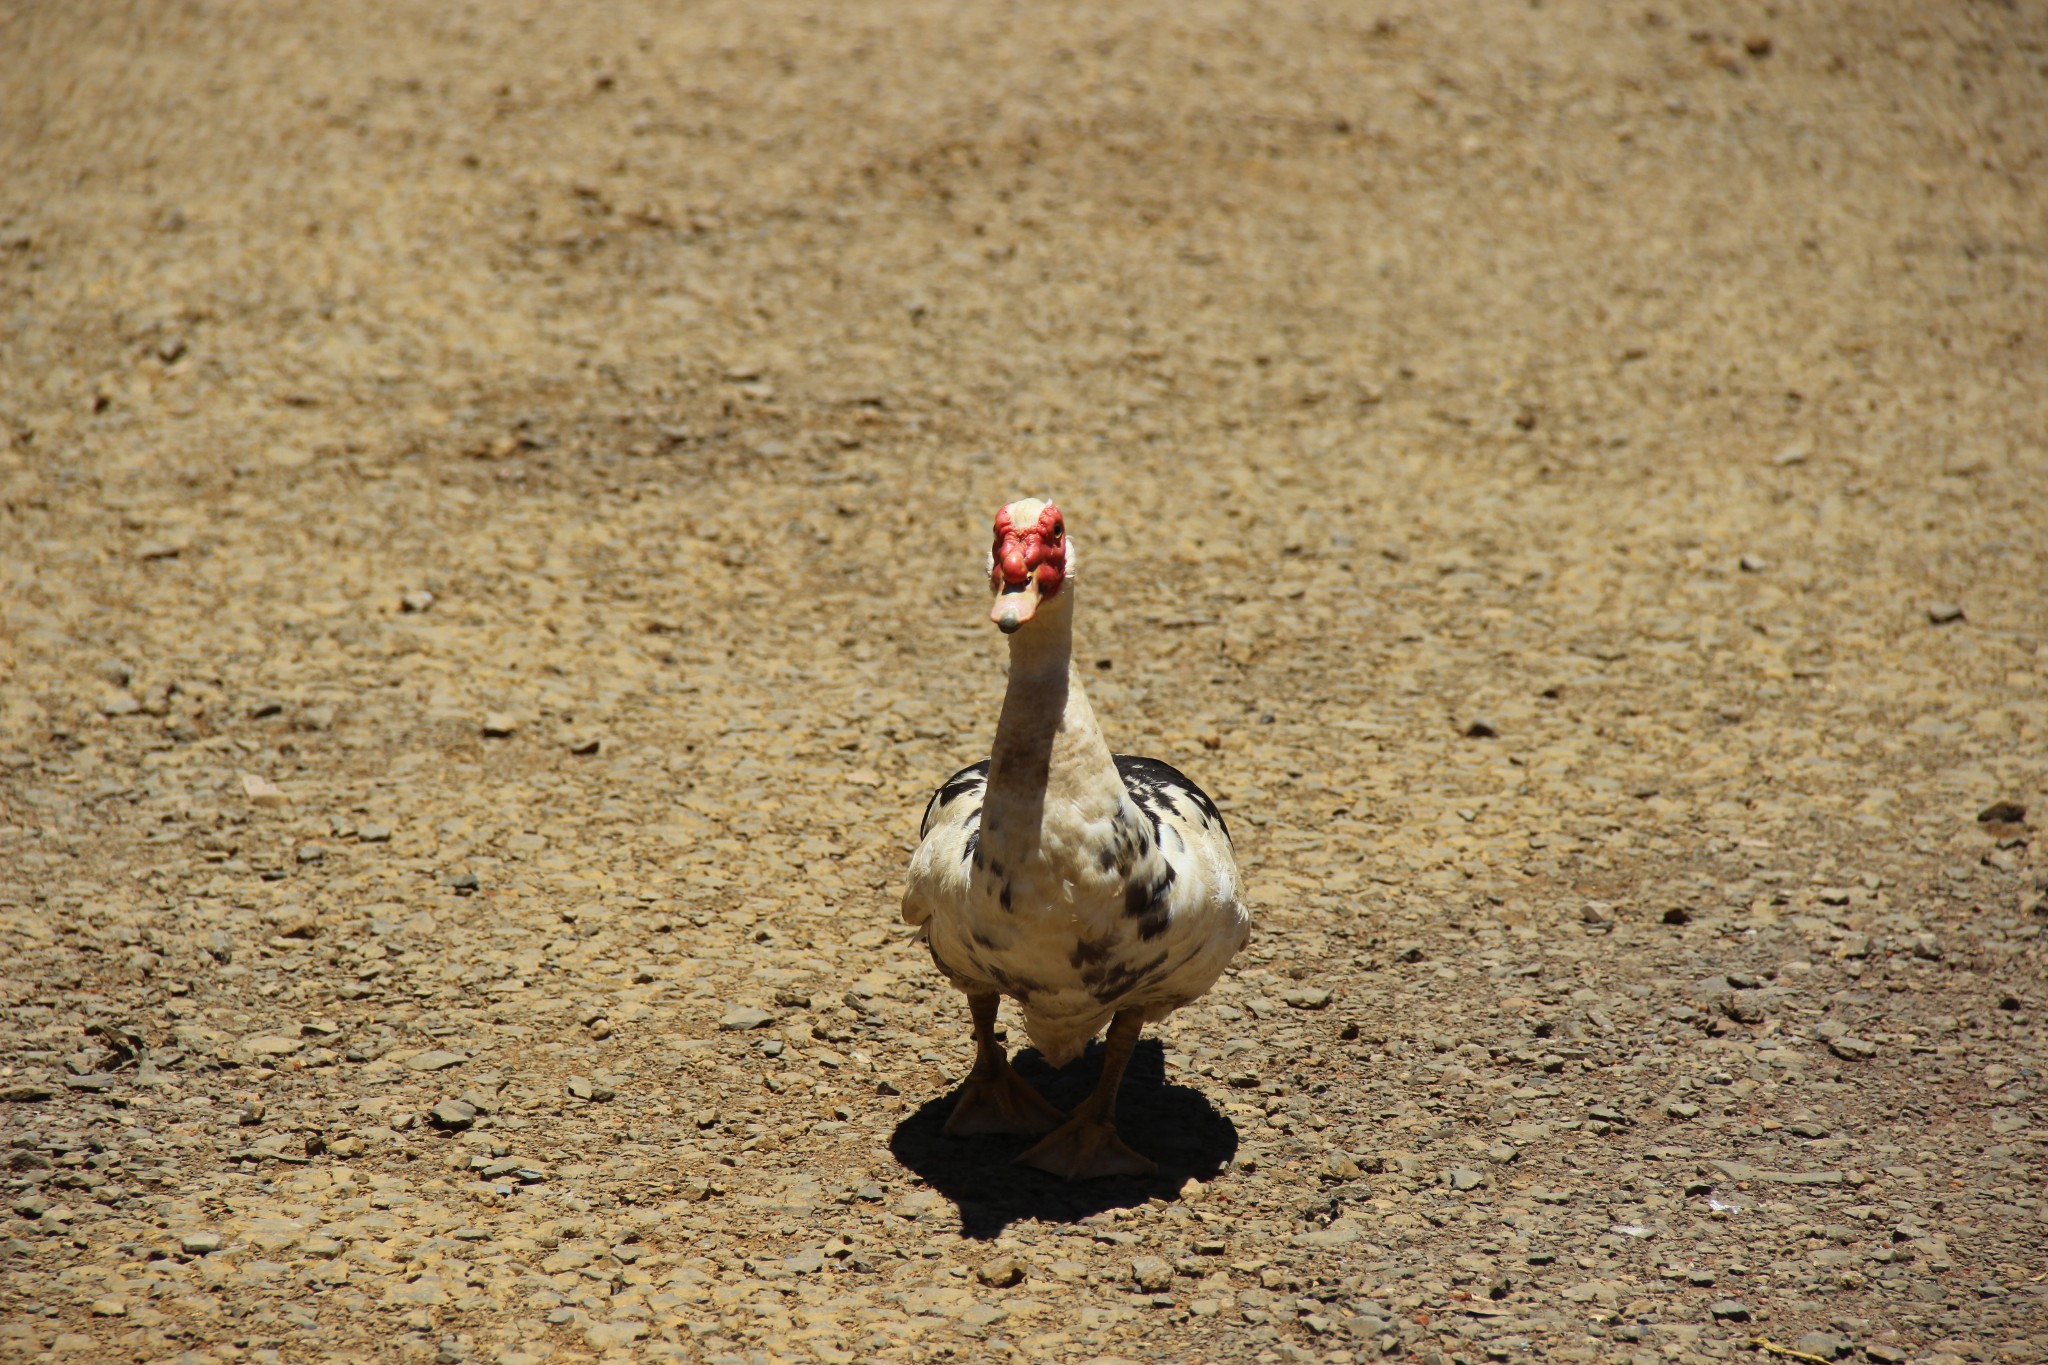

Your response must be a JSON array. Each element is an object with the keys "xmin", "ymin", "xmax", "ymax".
[
  {"xmin": 943, "ymin": 991, "xmax": 1066, "ymax": 1137},
  {"xmin": 1015, "ymin": 1008, "xmax": 1158, "ymax": 1180}
]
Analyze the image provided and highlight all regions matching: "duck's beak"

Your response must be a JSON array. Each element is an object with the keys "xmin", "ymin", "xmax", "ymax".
[{"xmin": 990, "ymin": 573, "xmax": 1043, "ymax": 634}]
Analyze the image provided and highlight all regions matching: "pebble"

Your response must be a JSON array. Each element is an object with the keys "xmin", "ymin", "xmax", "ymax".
[
  {"xmin": 180, "ymin": 1231, "xmax": 222, "ymax": 1255},
  {"xmin": 978, "ymin": 1255, "xmax": 1027, "ymax": 1287},
  {"xmin": 1709, "ymin": 1300, "xmax": 1752, "ymax": 1321},
  {"xmin": 481, "ymin": 712, "xmax": 520, "ymax": 737},
  {"xmin": 243, "ymin": 1035, "xmax": 301, "ymax": 1057},
  {"xmin": 1130, "ymin": 1256, "xmax": 1173, "ymax": 1292},
  {"xmin": 1281, "ymin": 987, "xmax": 1332, "ymax": 1009},
  {"xmin": 1926, "ymin": 602, "xmax": 1965, "ymax": 624},
  {"xmin": 718, "ymin": 1005, "xmax": 777, "ymax": 1030},
  {"xmin": 428, "ymin": 1099, "xmax": 477, "ymax": 1130},
  {"xmin": 1795, "ymin": 1331, "xmax": 1850, "ymax": 1360},
  {"xmin": 240, "ymin": 772, "xmax": 289, "ymax": 806},
  {"xmin": 584, "ymin": 1321, "xmax": 648, "ymax": 1349},
  {"xmin": 566, "ymin": 1075, "xmax": 616, "ymax": 1102},
  {"xmin": 403, "ymin": 1049, "xmax": 468, "ymax": 1071},
  {"xmin": 1828, "ymin": 1036, "xmax": 1878, "ymax": 1061}
]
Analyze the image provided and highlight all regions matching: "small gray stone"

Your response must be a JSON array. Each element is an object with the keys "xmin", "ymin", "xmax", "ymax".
[
  {"xmin": 1282, "ymin": 987, "xmax": 1333, "ymax": 1010},
  {"xmin": 1722, "ymin": 991, "xmax": 1766, "ymax": 1024},
  {"xmin": 243, "ymin": 1035, "xmax": 302, "ymax": 1057},
  {"xmin": 1794, "ymin": 1332, "xmax": 1849, "ymax": 1360},
  {"xmin": 1828, "ymin": 1036, "xmax": 1878, "ymax": 1061},
  {"xmin": 1927, "ymin": 602, "xmax": 1965, "ymax": 624},
  {"xmin": 584, "ymin": 1321, "xmax": 648, "ymax": 1350},
  {"xmin": 403, "ymin": 1049, "xmax": 467, "ymax": 1071},
  {"xmin": 1130, "ymin": 1255, "xmax": 1172, "ymax": 1292},
  {"xmin": 718, "ymin": 1006, "xmax": 777, "ymax": 1031},
  {"xmin": 1449, "ymin": 1168, "xmax": 1487, "ymax": 1191},
  {"xmin": 977, "ymin": 1255, "xmax": 1026, "ymax": 1287},
  {"xmin": 566, "ymin": 1075, "xmax": 616, "ymax": 1102},
  {"xmin": 482, "ymin": 712, "xmax": 520, "ymax": 737},
  {"xmin": 1708, "ymin": 1300, "xmax": 1751, "ymax": 1321},
  {"xmin": 428, "ymin": 1099, "xmax": 476, "ymax": 1131},
  {"xmin": 180, "ymin": 1231, "xmax": 223, "ymax": 1255}
]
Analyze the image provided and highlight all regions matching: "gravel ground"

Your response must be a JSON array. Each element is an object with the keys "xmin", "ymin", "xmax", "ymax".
[{"xmin": 3, "ymin": 3, "xmax": 2045, "ymax": 1364}]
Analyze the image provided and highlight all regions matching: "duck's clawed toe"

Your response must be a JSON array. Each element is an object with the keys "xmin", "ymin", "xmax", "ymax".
[
  {"xmin": 1014, "ymin": 1115, "xmax": 1158, "ymax": 1181},
  {"xmin": 943, "ymin": 1066, "xmax": 1066, "ymax": 1138}
]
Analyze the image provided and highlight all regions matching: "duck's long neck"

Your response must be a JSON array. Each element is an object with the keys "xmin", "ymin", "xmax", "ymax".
[{"xmin": 984, "ymin": 589, "xmax": 1125, "ymax": 852}]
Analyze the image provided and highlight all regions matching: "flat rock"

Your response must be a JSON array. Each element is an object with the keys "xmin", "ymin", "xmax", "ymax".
[
  {"xmin": 1711, "ymin": 1161, "xmax": 1844, "ymax": 1186},
  {"xmin": 428, "ymin": 1099, "xmax": 477, "ymax": 1130},
  {"xmin": 1130, "ymin": 1255, "xmax": 1172, "ymax": 1291},
  {"xmin": 401, "ymin": 1049, "xmax": 468, "ymax": 1071},
  {"xmin": 585, "ymin": 1321, "xmax": 649, "ymax": 1349}
]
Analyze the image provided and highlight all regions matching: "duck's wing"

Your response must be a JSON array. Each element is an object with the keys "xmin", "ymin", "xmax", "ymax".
[
  {"xmin": 901, "ymin": 759, "xmax": 990, "ymax": 927},
  {"xmin": 1113, "ymin": 754, "xmax": 1231, "ymax": 845}
]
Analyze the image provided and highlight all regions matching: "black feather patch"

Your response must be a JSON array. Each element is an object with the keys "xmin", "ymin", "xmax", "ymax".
[
  {"xmin": 1114, "ymin": 754, "xmax": 1230, "ymax": 839},
  {"xmin": 1069, "ymin": 938, "xmax": 1114, "ymax": 967},
  {"xmin": 935, "ymin": 760, "xmax": 990, "ymax": 808},
  {"xmin": 1085, "ymin": 951, "xmax": 1170, "ymax": 1004},
  {"xmin": 921, "ymin": 759, "xmax": 990, "ymax": 838},
  {"xmin": 1123, "ymin": 863, "xmax": 1176, "ymax": 919},
  {"xmin": 1123, "ymin": 880, "xmax": 1150, "ymax": 919}
]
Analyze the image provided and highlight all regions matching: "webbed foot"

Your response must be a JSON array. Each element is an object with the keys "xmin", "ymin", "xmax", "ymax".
[
  {"xmin": 943, "ymin": 1064, "xmax": 1066, "ymax": 1138},
  {"xmin": 1014, "ymin": 1115, "xmax": 1157, "ymax": 1180}
]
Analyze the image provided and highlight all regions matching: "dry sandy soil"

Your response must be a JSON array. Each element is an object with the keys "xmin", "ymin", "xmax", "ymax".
[{"xmin": 2, "ymin": 2, "xmax": 2045, "ymax": 1364}]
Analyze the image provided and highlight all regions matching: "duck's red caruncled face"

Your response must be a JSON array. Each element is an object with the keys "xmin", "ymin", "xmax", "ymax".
[
  {"xmin": 991, "ymin": 502, "xmax": 1066, "ymax": 593},
  {"xmin": 989, "ymin": 501, "xmax": 1067, "ymax": 632}
]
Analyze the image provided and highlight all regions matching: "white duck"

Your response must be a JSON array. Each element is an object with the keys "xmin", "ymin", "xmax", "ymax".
[{"xmin": 902, "ymin": 497, "xmax": 1251, "ymax": 1179}]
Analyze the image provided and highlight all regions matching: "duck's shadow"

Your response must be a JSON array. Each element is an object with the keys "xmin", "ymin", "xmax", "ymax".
[{"xmin": 887, "ymin": 1038, "xmax": 1238, "ymax": 1239}]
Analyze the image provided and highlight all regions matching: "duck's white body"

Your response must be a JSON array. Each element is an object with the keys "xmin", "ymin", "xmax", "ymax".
[{"xmin": 902, "ymin": 519, "xmax": 1249, "ymax": 1069}]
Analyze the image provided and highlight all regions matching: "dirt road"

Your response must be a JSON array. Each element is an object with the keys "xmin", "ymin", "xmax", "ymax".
[{"xmin": 2, "ymin": 3, "xmax": 2044, "ymax": 1363}]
